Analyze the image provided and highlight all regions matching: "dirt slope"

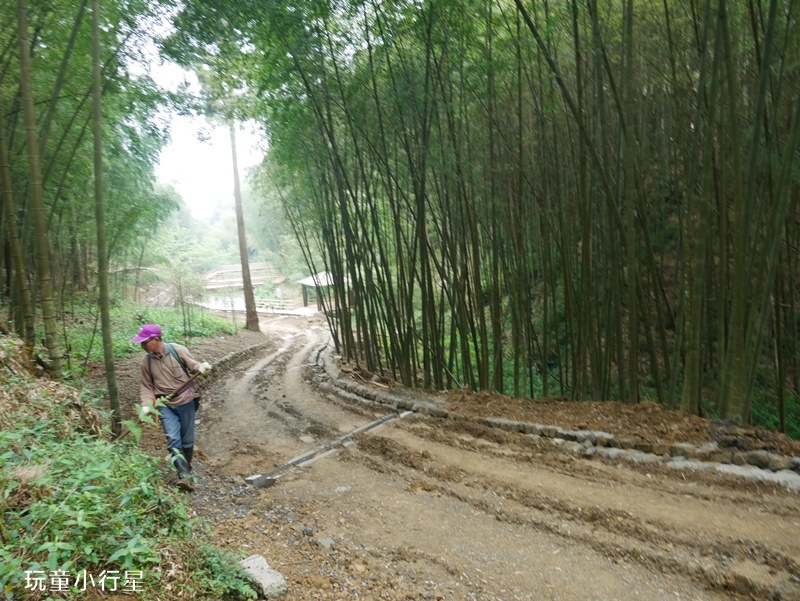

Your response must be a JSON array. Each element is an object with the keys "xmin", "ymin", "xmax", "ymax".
[{"xmin": 117, "ymin": 315, "xmax": 800, "ymax": 601}]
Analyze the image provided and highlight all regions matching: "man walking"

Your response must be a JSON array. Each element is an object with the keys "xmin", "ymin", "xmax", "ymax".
[{"xmin": 132, "ymin": 324, "xmax": 212, "ymax": 491}]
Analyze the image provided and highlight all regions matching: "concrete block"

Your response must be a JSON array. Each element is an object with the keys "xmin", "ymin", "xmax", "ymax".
[
  {"xmin": 240, "ymin": 555, "xmax": 288, "ymax": 599},
  {"xmin": 245, "ymin": 474, "xmax": 280, "ymax": 489}
]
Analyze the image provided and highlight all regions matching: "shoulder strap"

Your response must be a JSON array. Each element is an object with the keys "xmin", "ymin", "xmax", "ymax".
[
  {"xmin": 166, "ymin": 343, "xmax": 191, "ymax": 378},
  {"xmin": 147, "ymin": 343, "xmax": 191, "ymax": 385}
]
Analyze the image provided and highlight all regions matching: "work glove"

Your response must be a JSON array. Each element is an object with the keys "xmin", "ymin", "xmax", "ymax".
[
  {"xmin": 140, "ymin": 400, "xmax": 155, "ymax": 418},
  {"xmin": 198, "ymin": 362, "xmax": 212, "ymax": 374}
]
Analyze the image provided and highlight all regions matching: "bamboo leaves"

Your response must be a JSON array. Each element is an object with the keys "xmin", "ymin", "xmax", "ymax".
[{"xmin": 167, "ymin": 0, "xmax": 800, "ymax": 430}]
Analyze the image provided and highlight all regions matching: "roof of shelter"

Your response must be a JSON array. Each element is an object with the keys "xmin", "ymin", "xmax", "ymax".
[{"xmin": 297, "ymin": 271, "xmax": 349, "ymax": 287}]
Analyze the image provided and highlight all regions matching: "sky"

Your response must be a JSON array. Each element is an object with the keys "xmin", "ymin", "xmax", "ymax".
[
  {"xmin": 150, "ymin": 62, "xmax": 266, "ymax": 222},
  {"xmin": 154, "ymin": 113, "xmax": 265, "ymax": 221}
]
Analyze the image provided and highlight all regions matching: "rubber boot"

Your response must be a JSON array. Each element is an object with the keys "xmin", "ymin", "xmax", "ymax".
[
  {"xmin": 170, "ymin": 448, "xmax": 194, "ymax": 492},
  {"xmin": 183, "ymin": 446, "xmax": 194, "ymax": 469}
]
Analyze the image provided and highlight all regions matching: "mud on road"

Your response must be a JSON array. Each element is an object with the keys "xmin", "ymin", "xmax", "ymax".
[{"xmin": 135, "ymin": 315, "xmax": 800, "ymax": 601}]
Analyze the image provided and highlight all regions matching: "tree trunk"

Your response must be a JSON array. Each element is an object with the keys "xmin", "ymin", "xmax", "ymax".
[
  {"xmin": 17, "ymin": 0, "xmax": 62, "ymax": 379},
  {"xmin": 230, "ymin": 122, "xmax": 260, "ymax": 331},
  {"xmin": 0, "ymin": 93, "xmax": 35, "ymax": 362},
  {"xmin": 92, "ymin": 0, "xmax": 120, "ymax": 434},
  {"xmin": 718, "ymin": 0, "xmax": 749, "ymax": 422},
  {"xmin": 623, "ymin": 0, "xmax": 639, "ymax": 404}
]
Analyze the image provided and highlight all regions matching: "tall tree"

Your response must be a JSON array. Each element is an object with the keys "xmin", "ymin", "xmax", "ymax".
[
  {"xmin": 622, "ymin": 0, "xmax": 639, "ymax": 403},
  {"xmin": 16, "ymin": 0, "xmax": 63, "ymax": 379},
  {"xmin": 92, "ymin": 0, "xmax": 121, "ymax": 434},
  {"xmin": 230, "ymin": 122, "xmax": 259, "ymax": 331},
  {"xmin": 0, "ymin": 92, "xmax": 35, "ymax": 361}
]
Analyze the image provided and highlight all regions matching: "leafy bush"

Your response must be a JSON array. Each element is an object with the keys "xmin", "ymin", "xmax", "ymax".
[
  {"xmin": 180, "ymin": 541, "xmax": 261, "ymax": 600},
  {"xmin": 750, "ymin": 389, "xmax": 800, "ymax": 440},
  {"xmin": 127, "ymin": 304, "xmax": 239, "ymax": 342},
  {"xmin": 1, "ymin": 432, "xmax": 173, "ymax": 595},
  {"xmin": 56, "ymin": 300, "xmax": 239, "ymax": 375},
  {"xmin": 0, "ymin": 340, "xmax": 256, "ymax": 600}
]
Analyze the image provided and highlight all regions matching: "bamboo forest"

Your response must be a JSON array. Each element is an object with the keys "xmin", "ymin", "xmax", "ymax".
[{"xmin": 2, "ymin": 0, "xmax": 800, "ymax": 434}]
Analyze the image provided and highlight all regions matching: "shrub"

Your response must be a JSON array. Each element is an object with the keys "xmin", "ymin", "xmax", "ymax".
[
  {"xmin": 0, "ymin": 340, "xmax": 256, "ymax": 600},
  {"xmin": 56, "ymin": 300, "xmax": 239, "ymax": 376}
]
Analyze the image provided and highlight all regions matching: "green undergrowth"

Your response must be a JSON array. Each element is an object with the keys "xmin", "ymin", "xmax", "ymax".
[
  {"xmin": 0, "ymin": 335, "xmax": 256, "ymax": 601},
  {"xmin": 55, "ymin": 298, "xmax": 239, "ymax": 377},
  {"xmin": 48, "ymin": 298, "xmax": 239, "ymax": 378},
  {"xmin": 61, "ymin": 299, "xmax": 238, "ymax": 373}
]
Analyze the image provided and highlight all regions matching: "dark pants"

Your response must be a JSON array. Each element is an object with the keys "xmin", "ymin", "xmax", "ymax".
[{"xmin": 158, "ymin": 401, "xmax": 196, "ymax": 452}]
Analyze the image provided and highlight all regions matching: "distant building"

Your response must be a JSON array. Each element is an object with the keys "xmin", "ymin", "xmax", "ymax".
[
  {"xmin": 202, "ymin": 262, "xmax": 281, "ymax": 290},
  {"xmin": 202, "ymin": 263, "xmax": 300, "ymax": 312},
  {"xmin": 297, "ymin": 272, "xmax": 351, "ymax": 311}
]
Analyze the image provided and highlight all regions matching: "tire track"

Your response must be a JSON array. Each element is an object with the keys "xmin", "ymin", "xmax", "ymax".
[
  {"xmin": 194, "ymin": 316, "xmax": 800, "ymax": 601},
  {"xmin": 349, "ymin": 423, "xmax": 800, "ymax": 600}
]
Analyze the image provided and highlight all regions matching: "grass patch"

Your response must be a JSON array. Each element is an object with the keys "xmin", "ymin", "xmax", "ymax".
[{"xmin": 54, "ymin": 298, "xmax": 239, "ymax": 376}]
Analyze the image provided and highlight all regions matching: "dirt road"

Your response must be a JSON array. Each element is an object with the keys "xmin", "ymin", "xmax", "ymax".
[{"xmin": 180, "ymin": 315, "xmax": 800, "ymax": 601}]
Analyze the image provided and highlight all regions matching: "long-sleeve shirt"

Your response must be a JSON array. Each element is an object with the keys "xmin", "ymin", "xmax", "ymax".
[{"xmin": 139, "ymin": 343, "xmax": 201, "ymax": 408}]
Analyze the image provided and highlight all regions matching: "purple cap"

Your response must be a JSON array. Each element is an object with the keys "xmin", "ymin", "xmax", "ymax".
[{"xmin": 131, "ymin": 324, "xmax": 162, "ymax": 344}]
